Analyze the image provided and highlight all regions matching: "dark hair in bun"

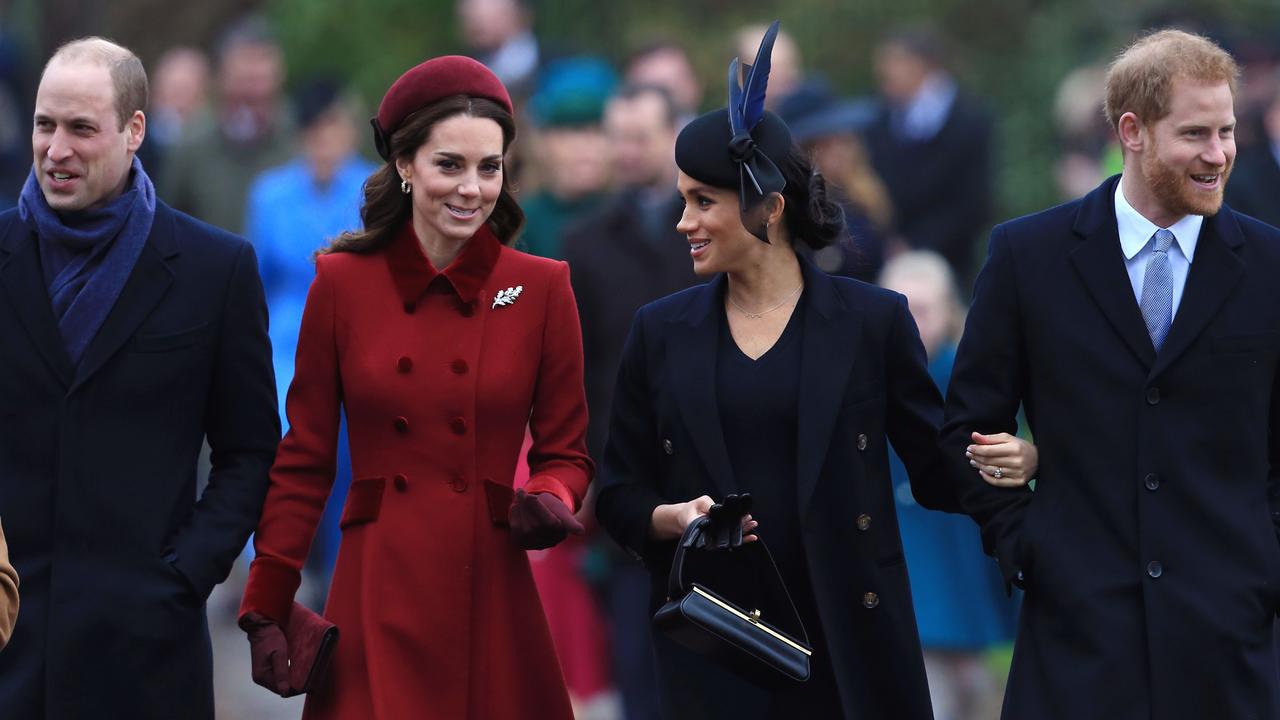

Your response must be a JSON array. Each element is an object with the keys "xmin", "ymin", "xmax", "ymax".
[{"xmin": 777, "ymin": 145, "xmax": 845, "ymax": 250}]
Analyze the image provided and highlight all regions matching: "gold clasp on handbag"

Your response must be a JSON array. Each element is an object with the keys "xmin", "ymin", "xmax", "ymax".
[{"xmin": 748, "ymin": 608, "xmax": 762, "ymax": 624}]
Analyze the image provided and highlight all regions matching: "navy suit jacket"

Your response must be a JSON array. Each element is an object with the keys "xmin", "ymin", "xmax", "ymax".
[
  {"xmin": 943, "ymin": 175, "xmax": 1280, "ymax": 719},
  {"xmin": 596, "ymin": 258, "xmax": 954, "ymax": 719},
  {"xmin": 0, "ymin": 202, "xmax": 278, "ymax": 719}
]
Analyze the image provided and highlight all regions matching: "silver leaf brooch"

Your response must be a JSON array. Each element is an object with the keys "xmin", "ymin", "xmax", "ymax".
[{"xmin": 492, "ymin": 285, "xmax": 523, "ymax": 309}]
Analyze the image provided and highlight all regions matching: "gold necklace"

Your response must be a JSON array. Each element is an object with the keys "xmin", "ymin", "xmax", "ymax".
[{"xmin": 727, "ymin": 284, "xmax": 803, "ymax": 319}]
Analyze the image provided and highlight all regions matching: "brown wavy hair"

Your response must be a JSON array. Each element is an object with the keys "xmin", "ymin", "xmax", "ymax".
[{"xmin": 323, "ymin": 95, "xmax": 524, "ymax": 255}]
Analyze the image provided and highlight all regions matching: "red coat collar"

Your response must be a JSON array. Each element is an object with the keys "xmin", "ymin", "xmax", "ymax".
[{"xmin": 385, "ymin": 221, "xmax": 502, "ymax": 306}]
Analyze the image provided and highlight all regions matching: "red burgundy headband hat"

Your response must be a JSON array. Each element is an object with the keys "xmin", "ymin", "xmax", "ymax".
[
  {"xmin": 370, "ymin": 55, "xmax": 514, "ymax": 161},
  {"xmin": 675, "ymin": 20, "xmax": 791, "ymax": 243}
]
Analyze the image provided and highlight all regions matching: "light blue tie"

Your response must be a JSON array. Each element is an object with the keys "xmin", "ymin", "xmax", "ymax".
[{"xmin": 1140, "ymin": 228, "xmax": 1175, "ymax": 351}]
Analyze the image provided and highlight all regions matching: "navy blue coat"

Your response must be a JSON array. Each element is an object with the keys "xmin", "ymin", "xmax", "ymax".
[
  {"xmin": 943, "ymin": 175, "xmax": 1280, "ymax": 719},
  {"xmin": 0, "ymin": 202, "xmax": 279, "ymax": 719},
  {"xmin": 595, "ymin": 259, "xmax": 954, "ymax": 719}
]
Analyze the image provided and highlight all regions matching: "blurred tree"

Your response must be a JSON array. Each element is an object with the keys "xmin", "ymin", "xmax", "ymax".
[{"xmin": 22, "ymin": 0, "xmax": 1269, "ymax": 236}]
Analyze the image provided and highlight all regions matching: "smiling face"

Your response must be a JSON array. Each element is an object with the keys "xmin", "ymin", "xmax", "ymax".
[
  {"xmin": 676, "ymin": 171, "xmax": 769, "ymax": 275},
  {"xmin": 396, "ymin": 113, "xmax": 504, "ymax": 248},
  {"xmin": 33, "ymin": 58, "xmax": 144, "ymax": 212},
  {"xmin": 1123, "ymin": 77, "xmax": 1235, "ymax": 226}
]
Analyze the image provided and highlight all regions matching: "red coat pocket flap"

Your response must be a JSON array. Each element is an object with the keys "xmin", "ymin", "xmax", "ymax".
[
  {"xmin": 339, "ymin": 477, "xmax": 386, "ymax": 530},
  {"xmin": 484, "ymin": 479, "xmax": 514, "ymax": 527}
]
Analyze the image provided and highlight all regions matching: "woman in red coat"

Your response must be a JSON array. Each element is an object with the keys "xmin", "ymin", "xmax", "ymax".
[{"xmin": 238, "ymin": 56, "xmax": 592, "ymax": 719}]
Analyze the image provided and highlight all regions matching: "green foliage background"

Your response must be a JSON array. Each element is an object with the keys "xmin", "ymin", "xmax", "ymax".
[{"xmin": 266, "ymin": 0, "xmax": 1279, "ymax": 221}]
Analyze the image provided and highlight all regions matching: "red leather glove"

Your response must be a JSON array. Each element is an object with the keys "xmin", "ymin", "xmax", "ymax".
[
  {"xmin": 508, "ymin": 488, "xmax": 585, "ymax": 549},
  {"xmin": 239, "ymin": 612, "xmax": 294, "ymax": 697}
]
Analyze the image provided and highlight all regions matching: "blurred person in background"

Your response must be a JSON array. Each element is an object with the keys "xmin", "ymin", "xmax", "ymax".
[
  {"xmin": 238, "ymin": 55, "xmax": 592, "ymax": 717},
  {"xmin": 519, "ymin": 56, "xmax": 614, "ymax": 259},
  {"xmin": 136, "ymin": 46, "xmax": 210, "ymax": 186},
  {"xmin": 162, "ymin": 16, "xmax": 295, "ymax": 234},
  {"xmin": 562, "ymin": 83, "xmax": 699, "ymax": 720},
  {"xmin": 624, "ymin": 40, "xmax": 704, "ymax": 126},
  {"xmin": 457, "ymin": 0, "xmax": 540, "ymax": 101},
  {"xmin": 735, "ymin": 24, "xmax": 802, "ymax": 109},
  {"xmin": 0, "ymin": 37, "xmax": 277, "ymax": 718},
  {"xmin": 0, "ymin": 521, "xmax": 16, "ymax": 650},
  {"xmin": 776, "ymin": 79, "xmax": 887, "ymax": 281},
  {"xmin": 865, "ymin": 26, "xmax": 993, "ymax": 286},
  {"xmin": 244, "ymin": 77, "xmax": 376, "ymax": 607},
  {"xmin": 1052, "ymin": 64, "xmax": 1116, "ymax": 202},
  {"xmin": 881, "ymin": 251, "xmax": 1018, "ymax": 720},
  {"xmin": 0, "ymin": 22, "xmax": 31, "ymax": 209},
  {"xmin": 1225, "ymin": 68, "xmax": 1280, "ymax": 228}
]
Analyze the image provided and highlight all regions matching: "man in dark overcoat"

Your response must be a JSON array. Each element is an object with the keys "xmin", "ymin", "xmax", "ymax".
[
  {"xmin": 562, "ymin": 83, "xmax": 698, "ymax": 720},
  {"xmin": 0, "ymin": 38, "xmax": 278, "ymax": 718},
  {"xmin": 943, "ymin": 30, "xmax": 1280, "ymax": 719}
]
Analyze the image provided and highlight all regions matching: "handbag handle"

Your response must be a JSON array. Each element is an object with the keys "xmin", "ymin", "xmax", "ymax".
[{"xmin": 666, "ymin": 514, "xmax": 810, "ymax": 647}]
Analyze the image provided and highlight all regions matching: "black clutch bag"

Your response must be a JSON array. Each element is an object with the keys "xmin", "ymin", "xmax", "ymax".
[{"xmin": 653, "ymin": 515, "xmax": 812, "ymax": 686}]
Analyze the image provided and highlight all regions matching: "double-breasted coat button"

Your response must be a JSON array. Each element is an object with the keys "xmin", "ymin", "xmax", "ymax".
[
  {"xmin": 450, "ymin": 417, "xmax": 468, "ymax": 435},
  {"xmin": 403, "ymin": 301, "xmax": 416, "ymax": 314},
  {"xmin": 662, "ymin": 439, "xmax": 674, "ymax": 455},
  {"xmin": 862, "ymin": 592, "xmax": 879, "ymax": 609},
  {"xmin": 393, "ymin": 474, "xmax": 408, "ymax": 492},
  {"xmin": 1147, "ymin": 561, "xmax": 1163, "ymax": 578},
  {"xmin": 856, "ymin": 434, "xmax": 868, "ymax": 451},
  {"xmin": 453, "ymin": 475, "xmax": 469, "ymax": 492},
  {"xmin": 393, "ymin": 416, "xmax": 409, "ymax": 433},
  {"xmin": 856, "ymin": 514, "xmax": 871, "ymax": 531},
  {"xmin": 1144, "ymin": 473, "xmax": 1160, "ymax": 491},
  {"xmin": 397, "ymin": 356, "xmax": 413, "ymax": 373},
  {"xmin": 1146, "ymin": 387, "xmax": 1161, "ymax": 405},
  {"xmin": 451, "ymin": 359, "xmax": 468, "ymax": 374}
]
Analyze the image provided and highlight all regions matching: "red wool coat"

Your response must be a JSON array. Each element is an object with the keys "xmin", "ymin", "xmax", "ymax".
[{"xmin": 240, "ymin": 223, "xmax": 592, "ymax": 719}]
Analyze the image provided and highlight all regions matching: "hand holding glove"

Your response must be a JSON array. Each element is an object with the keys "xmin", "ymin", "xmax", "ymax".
[
  {"xmin": 239, "ymin": 612, "xmax": 295, "ymax": 697},
  {"xmin": 698, "ymin": 493, "xmax": 754, "ymax": 550},
  {"xmin": 509, "ymin": 488, "xmax": 585, "ymax": 550}
]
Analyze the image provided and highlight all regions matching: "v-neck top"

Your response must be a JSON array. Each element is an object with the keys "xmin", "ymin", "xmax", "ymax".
[{"xmin": 715, "ymin": 294, "xmax": 805, "ymax": 587}]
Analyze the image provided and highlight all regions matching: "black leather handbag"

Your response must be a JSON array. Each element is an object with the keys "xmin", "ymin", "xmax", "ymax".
[{"xmin": 652, "ymin": 514, "xmax": 813, "ymax": 686}]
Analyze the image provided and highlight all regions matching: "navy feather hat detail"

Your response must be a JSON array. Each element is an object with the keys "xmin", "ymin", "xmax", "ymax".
[{"xmin": 674, "ymin": 20, "xmax": 792, "ymax": 242}]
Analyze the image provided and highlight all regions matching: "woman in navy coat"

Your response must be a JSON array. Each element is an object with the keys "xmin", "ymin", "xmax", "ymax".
[{"xmin": 594, "ymin": 24, "xmax": 1036, "ymax": 720}]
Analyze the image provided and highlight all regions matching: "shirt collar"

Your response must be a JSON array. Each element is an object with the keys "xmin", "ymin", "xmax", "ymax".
[
  {"xmin": 385, "ymin": 221, "xmax": 502, "ymax": 307},
  {"xmin": 1113, "ymin": 178, "xmax": 1202, "ymax": 262},
  {"xmin": 897, "ymin": 72, "xmax": 957, "ymax": 140}
]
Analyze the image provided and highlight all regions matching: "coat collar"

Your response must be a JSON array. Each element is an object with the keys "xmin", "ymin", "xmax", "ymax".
[
  {"xmin": 1070, "ymin": 174, "xmax": 1244, "ymax": 375},
  {"xmin": 385, "ymin": 221, "xmax": 501, "ymax": 306},
  {"xmin": 0, "ymin": 204, "xmax": 180, "ymax": 391},
  {"xmin": 671, "ymin": 252, "xmax": 842, "ymax": 329},
  {"xmin": 664, "ymin": 255, "xmax": 857, "ymax": 514}
]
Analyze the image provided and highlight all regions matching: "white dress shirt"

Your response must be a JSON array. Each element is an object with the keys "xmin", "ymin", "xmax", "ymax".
[{"xmin": 1114, "ymin": 180, "xmax": 1202, "ymax": 318}]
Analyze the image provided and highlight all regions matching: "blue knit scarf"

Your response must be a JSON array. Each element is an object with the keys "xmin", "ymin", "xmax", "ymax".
[{"xmin": 18, "ymin": 156, "xmax": 156, "ymax": 366}]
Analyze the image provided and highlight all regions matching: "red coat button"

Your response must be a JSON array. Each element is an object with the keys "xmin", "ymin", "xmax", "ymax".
[
  {"xmin": 397, "ymin": 357, "xmax": 413, "ymax": 373},
  {"xmin": 393, "ymin": 474, "xmax": 408, "ymax": 491},
  {"xmin": 451, "ymin": 359, "xmax": 468, "ymax": 374},
  {"xmin": 450, "ymin": 417, "xmax": 467, "ymax": 435},
  {"xmin": 403, "ymin": 301, "xmax": 416, "ymax": 314},
  {"xmin": 452, "ymin": 476, "xmax": 469, "ymax": 492},
  {"xmin": 459, "ymin": 302, "xmax": 475, "ymax": 317},
  {"xmin": 393, "ymin": 416, "xmax": 409, "ymax": 433}
]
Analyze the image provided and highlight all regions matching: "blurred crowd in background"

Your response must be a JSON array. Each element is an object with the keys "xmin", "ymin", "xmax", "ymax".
[{"xmin": 7, "ymin": 0, "xmax": 1280, "ymax": 718}]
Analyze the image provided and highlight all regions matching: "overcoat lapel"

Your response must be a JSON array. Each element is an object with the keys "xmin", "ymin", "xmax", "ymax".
[
  {"xmin": 71, "ymin": 207, "xmax": 177, "ymax": 393},
  {"xmin": 795, "ymin": 259, "xmax": 860, "ymax": 516},
  {"xmin": 0, "ymin": 215, "xmax": 74, "ymax": 386},
  {"xmin": 1069, "ymin": 177, "xmax": 1158, "ymax": 369},
  {"xmin": 1149, "ymin": 209, "xmax": 1244, "ymax": 380},
  {"xmin": 665, "ymin": 276, "xmax": 736, "ymax": 500}
]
